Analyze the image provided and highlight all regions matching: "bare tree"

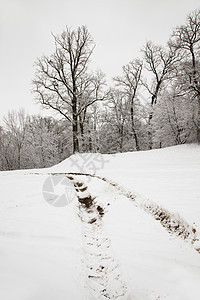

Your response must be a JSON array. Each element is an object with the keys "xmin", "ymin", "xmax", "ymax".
[
  {"xmin": 142, "ymin": 41, "xmax": 178, "ymax": 148},
  {"xmin": 0, "ymin": 126, "xmax": 13, "ymax": 170},
  {"xmin": 33, "ymin": 26, "xmax": 106, "ymax": 153},
  {"xmin": 3, "ymin": 109, "xmax": 29, "ymax": 169},
  {"xmin": 169, "ymin": 9, "xmax": 200, "ymax": 142},
  {"xmin": 77, "ymin": 70, "xmax": 107, "ymax": 151},
  {"xmin": 142, "ymin": 41, "xmax": 178, "ymax": 106},
  {"xmin": 153, "ymin": 87, "xmax": 196, "ymax": 147},
  {"xmin": 108, "ymin": 90, "xmax": 130, "ymax": 152},
  {"xmin": 114, "ymin": 59, "xmax": 143, "ymax": 151}
]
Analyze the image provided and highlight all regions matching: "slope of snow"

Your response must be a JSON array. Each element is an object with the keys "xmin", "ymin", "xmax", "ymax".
[
  {"xmin": 0, "ymin": 175, "xmax": 87, "ymax": 300},
  {"xmin": 49, "ymin": 144, "xmax": 200, "ymax": 229},
  {"xmin": 0, "ymin": 144, "xmax": 200, "ymax": 299},
  {"xmin": 86, "ymin": 176, "xmax": 200, "ymax": 300}
]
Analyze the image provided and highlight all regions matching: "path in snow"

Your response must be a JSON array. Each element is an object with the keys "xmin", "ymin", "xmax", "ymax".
[
  {"xmin": 12, "ymin": 171, "xmax": 200, "ymax": 299},
  {"xmin": 64, "ymin": 172, "xmax": 200, "ymax": 255},
  {"xmin": 68, "ymin": 175, "xmax": 129, "ymax": 299},
  {"xmin": 1, "ymin": 171, "xmax": 200, "ymax": 299},
  {"xmin": 65, "ymin": 173, "xmax": 200, "ymax": 299}
]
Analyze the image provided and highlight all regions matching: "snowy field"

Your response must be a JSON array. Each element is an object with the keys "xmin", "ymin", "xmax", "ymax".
[{"xmin": 0, "ymin": 144, "xmax": 200, "ymax": 299}]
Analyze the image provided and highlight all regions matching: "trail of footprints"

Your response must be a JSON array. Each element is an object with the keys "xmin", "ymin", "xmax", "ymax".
[{"xmin": 67, "ymin": 176, "xmax": 128, "ymax": 299}]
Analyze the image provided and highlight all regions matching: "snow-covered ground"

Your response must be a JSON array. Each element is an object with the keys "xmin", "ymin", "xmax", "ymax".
[
  {"xmin": 0, "ymin": 174, "xmax": 87, "ymax": 300},
  {"xmin": 49, "ymin": 144, "xmax": 200, "ymax": 230},
  {"xmin": 0, "ymin": 144, "xmax": 200, "ymax": 299}
]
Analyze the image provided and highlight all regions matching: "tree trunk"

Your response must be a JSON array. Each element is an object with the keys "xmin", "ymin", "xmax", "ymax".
[
  {"xmin": 17, "ymin": 147, "xmax": 21, "ymax": 169},
  {"xmin": 132, "ymin": 126, "xmax": 140, "ymax": 151},
  {"xmin": 72, "ymin": 118, "xmax": 79, "ymax": 153},
  {"xmin": 88, "ymin": 131, "xmax": 93, "ymax": 152},
  {"xmin": 72, "ymin": 69, "xmax": 79, "ymax": 153},
  {"xmin": 79, "ymin": 117, "xmax": 85, "ymax": 152},
  {"xmin": 130, "ymin": 100, "xmax": 140, "ymax": 151},
  {"xmin": 72, "ymin": 97, "xmax": 79, "ymax": 153},
  {"xmin": 197, "ymin": 97, "xmax": 200, "ymax": 143},
  {"xmin": 119, "ymin": 125, "xmax": 124, "ymax": 153},
  {"xmin": 148, "ymin": 107, "xmax": 154, "ymax": 150}
]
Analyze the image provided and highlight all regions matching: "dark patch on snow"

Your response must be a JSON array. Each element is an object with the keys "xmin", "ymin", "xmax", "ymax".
[
  {"xmin": 88, "ymin": 218, "xmax": 97, "ymax": 224},
  {"xmin": 79, "ymin": 186, "xmax": 87, "ymax": 192},
  {"xmin": 97, "ymin": 205, "xmax": 104, "ymax": 217},
  {"xmin": 74, "ymin": 181, "xmax": 83, "ymax": 187},
  {"xmin": 78, "ymin": 195, "xmax": 94, "ymax": 208}
]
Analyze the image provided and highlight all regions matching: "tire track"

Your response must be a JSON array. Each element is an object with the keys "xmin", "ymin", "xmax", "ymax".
[
  {"xmin": 67, "ymin": 175, "xmax": 129, "ymax": 299},
  {"xmin": 28, "ymin": 171, "xmax": 200, "ymax": 252},
  {"xmin": 65, "ymin": 172, "xmax": 200, "ymax": 254}
]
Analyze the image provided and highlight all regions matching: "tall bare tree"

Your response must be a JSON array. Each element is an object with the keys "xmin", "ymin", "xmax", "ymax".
[
  {"xmin": 142, "ymin": 41, "xmax": 178, "ymax": 148},
  {"xmin": 33, "ymin": 26, "xmax": 106, "ymax": 153},
  {"xmin": 77, "ymin": 70, "xmax": 107, "ymax": 151},
  {"xmin": 114, "ymin": 59, "xmax": 143, "ymax": 151},
  {"xmin": 108, "ymin": 89, "xmax": 130, "ymax": 152},
  {"xmin": 169, "ymin": 9, "xmax": 200, "ymax": 142}
]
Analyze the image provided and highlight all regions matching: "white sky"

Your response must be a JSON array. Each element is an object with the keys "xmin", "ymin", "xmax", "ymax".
[{"xmin": 0, "ymin": 0, "xmax": 200, "ymax": 120}]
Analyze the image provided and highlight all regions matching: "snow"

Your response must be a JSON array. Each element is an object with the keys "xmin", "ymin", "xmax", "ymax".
[
  {"xmin": 0, "ymin": 144, "xmax": 200, "ymax": 299},
  {"xmin": 85, "ymin": 176, "xmax": 200, "ymax": 299},
  {"xmin": 0, "ymin": 175, "xmax": 87, "ymax": 300},
  {"xmin": 49, "ymin": 144, "xmax": 200, "ymax": 229},
  {"xmin": 98, "ymin": 144, "xmax": 200, "ymax": 230}
]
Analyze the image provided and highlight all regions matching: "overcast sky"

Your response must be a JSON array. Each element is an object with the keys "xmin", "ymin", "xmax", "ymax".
[{"xmin": 0, "ymin": 0, "xmax": 200, "ymax": 120}]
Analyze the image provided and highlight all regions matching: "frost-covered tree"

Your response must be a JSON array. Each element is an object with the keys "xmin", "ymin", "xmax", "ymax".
[
  {"xmin": 0, "ymin": 126, "xmax": 14, "ymax": 170},
  {"xmin": 0, "ymin": 111, "xmax": 73, "ymax": 170},
  {"xmin": 169, "ymin": 9, "xmax": 200, "ymax": 142},
  {"xmin": 114, "ymin": 60, "xmax": 143, "ymax": 151},
  {"xmin": 104, "ymin": 90, "xmax": 130, "ymax": 152},
  {"xmin": 3, "ymin": 109, "xmax": 29, "ymax": 169},
  {"xmin": 77, "ymin": 71, "xmax": 107, "ymax": 152},
  {"xmin": 142, "ymin": 41, "xmax": 179, "ymax": 148},
  {"xmin": 152, "ymin": 87, "xmax": 197, "ymax": 147},
  {"xmin": 26, "ymin": 116, "xmax": 64, "ymax": 168},
  {"xmin": 33, "ymin": 26, "xmax": 107, "ymax": 153}
]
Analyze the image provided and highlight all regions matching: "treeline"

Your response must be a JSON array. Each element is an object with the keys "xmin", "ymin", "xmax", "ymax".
[
  {"xmin": 0, "ymin": 9, "xmax": 200, "ymax": 170},
  {"xmin": 0, "ymin": 110, "xmax": 72, "ymax": 170}
]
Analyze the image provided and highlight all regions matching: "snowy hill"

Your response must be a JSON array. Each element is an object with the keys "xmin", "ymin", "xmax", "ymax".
[
  {"xmin": 49, "ymin": 144, "xmax": 200, "ymax": 228},
  {"xmin": 0, "ymin": 145, "xmax": 200, "ymax": 299}
]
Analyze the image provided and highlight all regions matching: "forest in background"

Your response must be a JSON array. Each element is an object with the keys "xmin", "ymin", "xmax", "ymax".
[{"xmin": 0, "ymin": 9, "xmax": 200, "ymax": 170}]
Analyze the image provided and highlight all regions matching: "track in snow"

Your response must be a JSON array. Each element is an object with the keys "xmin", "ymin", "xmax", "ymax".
[
  {"xmin": 67, "ymin": 175, "xmax": 129, "ymax": 300},
  {"xmin": 63, "ymin": 172, "xmax": 200, "ymax": 255},
  {"xmin": 31, "ymin": 170, "xmax": 200, "ymax": 253}
]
